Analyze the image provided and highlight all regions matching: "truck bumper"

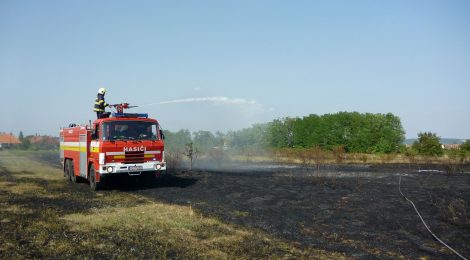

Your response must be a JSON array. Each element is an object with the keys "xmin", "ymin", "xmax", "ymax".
[{"xmin": 98, "ymin": 161, "xmax": 166, "ymax": 175}]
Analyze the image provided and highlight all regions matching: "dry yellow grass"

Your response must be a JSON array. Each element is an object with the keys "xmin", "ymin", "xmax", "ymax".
[{"xmin": 231, "ymin": 150, "xmax": 467, "ymax": 165}]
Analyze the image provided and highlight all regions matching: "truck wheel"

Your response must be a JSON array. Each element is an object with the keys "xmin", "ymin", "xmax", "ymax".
[
  {"xmin": 89, "ymin": 165, "xmax": 102, "ymax": 191},
  {"xmin": 64, "ymin": 160, "xmax": 71, "ymax": 181},
  {"xmin": 70, "ymin": 161, "xmax": 78, "ymax": 183},
  {"xmin": 63, "ymin": 160, "xmax": 67, "ymax": 177}
]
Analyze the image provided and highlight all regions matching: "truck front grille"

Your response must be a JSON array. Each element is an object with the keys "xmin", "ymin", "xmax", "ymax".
[{"xmin": 124, "ymin": 151, "xmax": 145, "ymax": 164}]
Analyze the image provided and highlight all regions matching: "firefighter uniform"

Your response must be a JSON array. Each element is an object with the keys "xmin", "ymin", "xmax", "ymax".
[{"xmin": 94, "ymin": 93, "xmax": 109, "ymax": 119}]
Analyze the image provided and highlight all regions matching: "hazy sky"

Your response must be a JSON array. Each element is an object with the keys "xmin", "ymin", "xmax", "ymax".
[{"xmin": 1, "ymin": 0, "xmax": 469, "ymax": 138}]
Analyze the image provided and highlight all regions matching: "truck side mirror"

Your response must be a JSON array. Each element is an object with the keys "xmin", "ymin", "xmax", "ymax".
[{"xmin": 159, "ymin": 130, "xmax": 165, "ymax": 140}]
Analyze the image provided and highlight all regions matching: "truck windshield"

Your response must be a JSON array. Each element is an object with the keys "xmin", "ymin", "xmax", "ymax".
[{"xmin": 102, "ymin": 121, "xmax": 160, "ymax": 141}]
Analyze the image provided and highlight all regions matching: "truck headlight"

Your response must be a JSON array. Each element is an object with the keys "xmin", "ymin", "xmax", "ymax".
[
  {"xmin": 155, "ymin": 164, "xmax": 161, "ymax": 170},
  {"xmin": 106, "ymin": 166, "xmax": 114, "ymax": 173}
]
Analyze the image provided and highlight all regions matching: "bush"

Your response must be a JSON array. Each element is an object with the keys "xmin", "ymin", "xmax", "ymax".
[
  {"xmin": 458, "ymin": 140, "xmax": 470, "ymax": 163},
  {"xmin": 461, "ymin": 140, "xmax": 470, "ymax": 152},
  {"xmin": 412, "ymin": 132, "xmax": 443, "ymax": 156}
]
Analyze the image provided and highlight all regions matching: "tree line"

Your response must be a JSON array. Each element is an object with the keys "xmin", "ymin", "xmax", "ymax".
[
  {"xmin": 227, "ymin": 112, "xmax": 405, "ymax": 153},
  {"xmin": 10, "ymin": 111, "xmax": 470, "ymax": 160},
  {"xmin": 165, "ymin": 112, "xmax": 406, "ymax": 154},
  {"xmin": 15, "ymin": 132, "xmax": 59, "ymax": 150}
]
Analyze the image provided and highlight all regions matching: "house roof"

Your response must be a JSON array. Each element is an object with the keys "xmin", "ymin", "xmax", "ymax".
[{"xmin": 0, "ymin": 134, "xmax": 21, "ymax": 144}]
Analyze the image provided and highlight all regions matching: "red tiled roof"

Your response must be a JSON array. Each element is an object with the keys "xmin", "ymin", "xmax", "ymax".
[{"xmin": 0, "ymin": 134, "xmax": 21, "ymax": 144}]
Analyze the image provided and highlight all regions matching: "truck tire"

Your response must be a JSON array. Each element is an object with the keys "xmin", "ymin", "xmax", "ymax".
[
  {"xmin": 89, "ymin": 164, "xmax": 102, "ymax": 191},
  {"xmin": 70, "ymin": 161, "xmax": 78, "ymax": 183},
  {"xmin": 63, "ymin": 160, "xmax": 67, "ymax": 178},
  {"xmin": 64, "ymin": 160, "xmax": 72, "ymax": 181}
]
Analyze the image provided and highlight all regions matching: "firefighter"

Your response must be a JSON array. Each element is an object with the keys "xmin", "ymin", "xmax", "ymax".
[{"xmin": 94, "ymin": 88, "xmax": 109, "ymax": 119}]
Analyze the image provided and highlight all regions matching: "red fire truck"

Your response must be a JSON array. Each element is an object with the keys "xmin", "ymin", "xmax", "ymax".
[{"xmin": 59, "ymin": 103, "xmax": 166, "ymax": 190}]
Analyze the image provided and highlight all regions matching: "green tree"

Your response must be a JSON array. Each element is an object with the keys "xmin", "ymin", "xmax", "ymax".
[
  {"xmin": 18, "ymin": 131, "xmax": 31, "ymax": 150},
  {"xmin": 292, "ymin": 114, "xmax": 322, "ymax": 148},
  {"xmin": 214, "ymin": 131, "xmax": 225, "ymax": 147},
  {"xmin": 459, "ymin": 140, "xmax": 470, "ymax": 162},
  {"xmin": 266, "ymin": 118, "xmax": 296, "ymax": 148},
  {"xmin": 193, "ymin": 130, "xmax": 216, "ymax": 152},
  {"xmin": 412, "ymin": 132, "xmax": 443, "ymax": 156},
  {"xmin": 225, "ymin": 111, "xmax": 406, "ymax": 154},
  {"xmin": 369, "ymin": 113, "xmax": 405, "ymax": 153},
  {"xmin": 460, "ymin": 140, "xmax": 470, "ymax": 152},
  {"xmin": 163, "ymin": 129, "xmax": 192, "ymax": 151},
  {"xmin": 227, "ymin": 123, "xmax": 268, "ymax": 149}
]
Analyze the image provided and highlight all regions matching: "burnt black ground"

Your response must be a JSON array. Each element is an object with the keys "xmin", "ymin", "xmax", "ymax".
[
  {"xmin": 37, "ymin": 152, "xmax": 470, "ymax": 259},
  {"xmin": 132, "ymin": 169, "xmax": 469, "ymax": 259}
]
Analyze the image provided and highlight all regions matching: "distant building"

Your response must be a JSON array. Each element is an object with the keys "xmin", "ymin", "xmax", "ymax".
[
  {"xmin": 442, "ymin": 144, "xmax": 461, "ymax": 150},
  {"xmin": 0, "ymin": 133, "xmax": 21, "ymax": 149}
]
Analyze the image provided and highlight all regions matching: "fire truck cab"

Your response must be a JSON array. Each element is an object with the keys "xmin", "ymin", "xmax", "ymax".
[{"xmin": 60, "ymin": 108, "xmax": 166, "ymax": 190}]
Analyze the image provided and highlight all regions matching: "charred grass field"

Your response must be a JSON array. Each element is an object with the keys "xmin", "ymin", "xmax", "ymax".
[{"xmin": 1, "ymin": 150, "xmax": 469, "ymax": 259}]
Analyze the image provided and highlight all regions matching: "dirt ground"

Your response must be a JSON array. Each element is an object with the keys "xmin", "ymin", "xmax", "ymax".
[{"xmin": 33, "ymin": 153, "xmax": 470, "ymax": 258}]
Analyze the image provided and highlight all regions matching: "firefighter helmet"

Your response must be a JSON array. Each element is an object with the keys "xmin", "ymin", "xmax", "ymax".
[{"xmin": 98, "ymin": 88, "xmax": 106, "ymax": 94}]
